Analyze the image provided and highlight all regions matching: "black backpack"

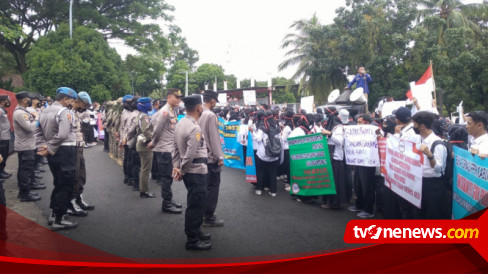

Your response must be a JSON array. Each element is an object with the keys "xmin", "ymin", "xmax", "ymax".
[
  {"xmin": 430, "ymin": 140, "xmax": 454, "ymax": 190},
  {"xmin": 264, "ymin": 125, "xmax": 282, "ymax": 157}
]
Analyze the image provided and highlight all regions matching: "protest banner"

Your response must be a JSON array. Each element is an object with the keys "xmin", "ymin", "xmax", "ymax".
[
  {"xmin": 381, "ymin": 101, "xmax": 406, "ymax": 118},
  {"xmin": 245, "ymin": 132, "xmax": 257, "ymax": 183},
  {"xmin": 378, "ymin": 137, "xmax": 387, "ymax": 175},
  {"xmin": 218, "ymin": 117, "xmax": 245, "ymax": 169},
  {"xmin": 344, "ymin": 125, "xmax": 380, "ymax": 167},
  {"xmin": 217, "ymin": 93, "xmax": 227, "ymax": 106},
  {"xmin": 288, "ymin": 133, "xmax": 336, "ymax": 196},
  {"xmin": 410, "ymin": 81, "xmax": 433, "ymax": 111},
  {"xmin": 382, "ymin": 135, "xmax": 423, "ymax": 208},
  {"xmin": 243, "ymin": 90, "xmax": 256, "ymax": 105},
  {"xmin": 452, "ymin": 146, "xmax": 488, "ymax": 220},
  {"xmin": 300, "ymin": 96, "xmax": 314, "ymax": 114}
]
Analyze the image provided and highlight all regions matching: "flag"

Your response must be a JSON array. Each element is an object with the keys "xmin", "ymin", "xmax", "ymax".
[{"xmin": 406, "ymin": 64, "xmax": 433, "ymax": 99}]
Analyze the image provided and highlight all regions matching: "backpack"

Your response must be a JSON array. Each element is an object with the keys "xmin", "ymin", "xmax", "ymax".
[
  {"xmin": 264, "ymin": 125, "xmax": 282, "ymax": 157},
  {"xmin": 430, "ymin": 140, "xmax": 454, "ymax": 190}
]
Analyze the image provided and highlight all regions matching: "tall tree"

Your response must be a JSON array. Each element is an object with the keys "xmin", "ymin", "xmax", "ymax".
[{"xmin": 0, "ymin": 0, "xmax": 174, "ymax": 74}]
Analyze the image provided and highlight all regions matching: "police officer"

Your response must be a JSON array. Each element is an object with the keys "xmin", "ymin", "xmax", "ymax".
[
  {"xmin": 36, "ymin": 87, "xmax": 79, "ymax": 230},
  {"xmin": 0, "ymin": 95, "xmax": 12, "ymax": 179},
  {"xmin": 199, "ymin": 90, "xmax": 224, "ymax": 227},
  {"xmin": 0, "ymin": 154, "xmax": 6, "ymax": 247},
  {"xmin": 148, "ymin": 89, "xmax": 183, "ymax": 214},
  {"xmin": 173, "ymin": 94, "xmax": 211, "ymax": 250},
  {"xmin": 120, "ymin": 95, "xmax": 134, "ymax": 186},
  {"xmin": 13, "ymin": 92, "xmax": 41, "ymax": 202},
  {"xmin": 28, "ymin": 93, "xmax": 45, "ymax": 185},
  {"xmin": 69, "ymin": 91, "xmax": 95, "ymax": 216},
  {"xmin": 135, "ymin": 97, "xmax": 156, "ymax": 198},
  {"xmin": 124, "ymin": 96, "xmax": 142, "ymax": 191}
]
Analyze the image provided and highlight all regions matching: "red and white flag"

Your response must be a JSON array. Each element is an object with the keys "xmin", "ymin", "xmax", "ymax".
[{"xmin": 405, "ymin": 64, "xmax": 434, "ymax": 99}]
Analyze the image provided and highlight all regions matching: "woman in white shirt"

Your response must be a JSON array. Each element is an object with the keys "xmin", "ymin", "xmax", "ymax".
[
  {"xmin": 252, "ymin": 111, "xmax": 280, "ymax": 197},
  {"xmin": 280, "ymin": 109, "xmax": 295, "ymax": 191}
]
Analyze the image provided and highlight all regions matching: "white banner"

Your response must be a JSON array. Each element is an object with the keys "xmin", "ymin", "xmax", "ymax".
[
  {"xmin": 243, "ymin": 90, "xmax": 256, "ymax": 105},
  {"xmin": 218, "ymin": 93, "xmax": 227, "ymax": 106},
  {"xmin": 300, "ymin": 96, "xmax": 314, "ymax": 114},
  {"xmin": 381, "ymin": 101, "xmax": 406, "ymax": 118},
  {"xmin": 410, "ymin": 80, "xmax": 433, "ymax": 112},
  {"xmin": 344, "ymin": 125, "xmax": 380, "ymax": 167},
  {"xmin": 384, "ymin": 135, "xmax": 423, "ymax": 208}
]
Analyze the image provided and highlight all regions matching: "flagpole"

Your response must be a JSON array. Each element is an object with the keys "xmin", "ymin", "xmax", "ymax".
[{"xmin": 430, "ymin": 60, "xmax": 437, "ymax": 102}]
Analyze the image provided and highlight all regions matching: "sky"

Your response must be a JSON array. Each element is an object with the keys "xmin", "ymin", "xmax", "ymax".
[{"xmin": 111, "ymin": 0, "xmax": 483, "ymax": 82}]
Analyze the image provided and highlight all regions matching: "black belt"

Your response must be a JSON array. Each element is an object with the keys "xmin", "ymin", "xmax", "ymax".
[{"xmin": 192, "ymin": 158, "xmax": 207, "ymax": 164}]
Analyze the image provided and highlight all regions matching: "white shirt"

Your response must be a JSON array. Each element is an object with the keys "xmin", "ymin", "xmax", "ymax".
[
  {"xmin": 281, "ymin": 125, "xmax": 292, "ymax": 150},
  {"xmin": 288, "ymin": 127, "xmax": 307, "ymax": 139},
  {"xmin": 328, "ymin": 124, "xmax": 345, "ymax": 161},
  {"xmin": 254, "ymin": 129, "xmax": 279, "ymax": 162},
  {"xmin": 238, "ymin": 122, "xmax": 249, "ymax": 147},
  {"xmin": 468, "ymin": 133, "xmax": 488, "ymax": 154},
  {"xmin": 421, "ymin": 132, "xmax": 447, "ymax": 178},
  {"xmin": 394, "ymin": 123, "xmax": 421, "ymax": 148}
]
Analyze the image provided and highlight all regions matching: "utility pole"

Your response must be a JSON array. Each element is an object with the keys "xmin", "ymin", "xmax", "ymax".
[{"xmin": 69, "ymin": 0, "xmax": 73, "ymax": 39}]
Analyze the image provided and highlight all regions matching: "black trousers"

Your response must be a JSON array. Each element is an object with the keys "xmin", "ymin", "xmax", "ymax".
[
  {"xmin": 130, "ymin": 148, "xmax": 141, "ymax": 189},
  {"xmin": 47, "ymin": 146, "xmax": 77, "ymax": 217},
  {"xmin": 205, "ymin": 162, "xmax": 221, "ymax": 218},
  {"xmin": 72, "ymin": 147, "xmax": 86, "ymax": 199},
  {"xmin": 123, "ymin": 145, "xmax": 130, "ymax": 180},
  {"xmin": 381, "ymin": 182, "xmax": 404, "ymax": 219},
  {"xmin": 414, "ymin": 177, "xmax": 450, "ymax": 219},
  {"xmin": 81, "ymin": 122, "xmax": 96, "ymax": 143},
  {"xmin": 183, "ymin": 173, "xmax": 207, "ymax": 240},
  {"xmin": 354, "ymin": 166, "xmax": 376, "ymax": 214},
  {"xmin": 155, "ymin": 152, "xmax": 173, "ymax": 204},
  {"xmin": 322, "ymin": 159, "xmax": 346, "ymax": 207},
  {"xmin": 0, "ymin": 182, "xmax": 6, "ymax": 241},
  {"xmin": 17, "ymin": 150, "xmax": 35, "ymax": 196},
  {"xmin": 104, "ymin": 133, "xmax": 110, "ymax": 152},
  {"xmin": 151, "ymin": 152, "xmax": 159, "ymax": 179},
  {"xmin": 0, "ymin": 140, "xmax": 9, "ymax": 173},
  {"xmin": 256, "ymin": 158, "xmax": 279, "ymax": 194},
  {"xmin": 344, "ymin": 164, "xmax": 354, "ymax": 203},
  {"xmin": 279, "ymin": 149, "xmax": 290, "ymax": 180}
]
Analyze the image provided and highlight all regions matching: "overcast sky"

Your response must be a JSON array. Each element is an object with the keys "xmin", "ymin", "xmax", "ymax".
[{"xmin": 111, "ymin": 0, "xmax": 482, "ymax": 82}]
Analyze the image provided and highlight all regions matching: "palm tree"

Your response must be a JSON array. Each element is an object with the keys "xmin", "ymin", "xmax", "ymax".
[{"xmin": 416, "ymin": 0, "xmax": 488, "ymax": 44}]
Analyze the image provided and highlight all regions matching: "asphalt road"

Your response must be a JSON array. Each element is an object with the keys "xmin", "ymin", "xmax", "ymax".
[{"xmin": 10, "ymin": 144, "xmax": 361, "ymax": 260}]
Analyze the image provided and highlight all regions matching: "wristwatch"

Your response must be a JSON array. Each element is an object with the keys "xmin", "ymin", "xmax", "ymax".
[{"xmin": 428, "ymin": 155, "xmax": 434, "ymax": 160}]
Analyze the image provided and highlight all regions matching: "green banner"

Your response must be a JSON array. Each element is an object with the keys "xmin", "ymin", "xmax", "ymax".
[{"xmin": 288, "ymin": 133, "xmax": 336, "ymax": 196}]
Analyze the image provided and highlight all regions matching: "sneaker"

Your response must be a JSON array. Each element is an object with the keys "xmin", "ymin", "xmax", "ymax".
[
  {"xmin": 51, "ymin": 215, "xmax": 78, "ymax": 231},
  {"xmin": 263, "ymin": 187, "xmax": 269, "ymax": 191},
  {"xmin": 348, "ymin": 205, "xmax": 361, "ymax": 212},
  {"xmin": 255, "ymin": 190, "xmax": 262, "ymax": 196},
  {"xmin": 269, "ymin": 192, "xmax": 276, "ymax": 197},
  {"xmin": 357, "ymin": 211, "xmax": 374, "ymax": 218}
]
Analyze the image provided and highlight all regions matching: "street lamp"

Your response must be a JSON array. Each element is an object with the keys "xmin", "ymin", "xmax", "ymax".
[{"xmin": 69, "ymin": 0, "xmax": 73, "ymax": 39}]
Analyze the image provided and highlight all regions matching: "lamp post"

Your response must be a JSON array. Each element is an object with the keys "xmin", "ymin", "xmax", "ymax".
[
  {"xmin": 185, "ymin": 70, "xmax": 188, "ymax": 97},
  {"xmin": 69, "ymin": 0, "xmax": 73, "ymax": 39},
  {"xmin": 130, "ymin": 70, "xmax": 135, "ymax": 96}
]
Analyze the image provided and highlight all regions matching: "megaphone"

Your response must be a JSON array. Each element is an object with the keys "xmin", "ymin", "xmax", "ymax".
[
  {"xmin": 349, "ymin": 87, "xmax": 367, "ymax": 103},
  {"xmin": 328, "ymin": 89, "xmax": 340, "ymax": 103}
]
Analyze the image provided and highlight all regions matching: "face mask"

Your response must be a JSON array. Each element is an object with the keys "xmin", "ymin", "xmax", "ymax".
[
  {"xmin": 36, "ymin": 102, "xmax": 42, "ymax": 108},
  {"xmin": 26, "ymin": 99, "xmax": 32, "ymax": 107},
  {"xmin": 413, "ymin": 127, "xmax": 420, "ymax": 135},
  {"xmin": 77, "ymin": 107, "xmax": 86, "ymax": 113},
  {"xmin": 67, "ymin": 104, "xmax": 73, "ymax": 110},
  {"xmin": 4, "ymin": 101, "xmax": 10, "ymax": 108}
]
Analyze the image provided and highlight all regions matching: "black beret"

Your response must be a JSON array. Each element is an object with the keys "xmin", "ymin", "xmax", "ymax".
[
  {"xmin": 15, "ymin": 91, "xmax": 32, "ymax": 100},
  {"xmin": 203, "ymin": 90, "xmax": 219, "ymax": 102},
  {"xmin": 182, "ymin": 94, "xmax": 202, "ymax": 108}
]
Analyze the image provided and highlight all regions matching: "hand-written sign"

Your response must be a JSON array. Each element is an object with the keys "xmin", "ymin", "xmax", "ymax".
[{"xmin": 344, "ymin": 125, "xmax": 380, "ymax": 167}]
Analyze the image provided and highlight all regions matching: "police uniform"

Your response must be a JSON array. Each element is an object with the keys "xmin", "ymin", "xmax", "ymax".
[
  {"xmin": 151, "ymin": 89, "xmax": 183, "ymax": 213},
  {"xmin": 198, "ymin": 91, "xmax": 224, "ymax": 226},
  {"xmin": 36, "ymin": 87, "xmax": 78, "ymax": 229},
  {"xmin": 0, "ymin": 96, "xmax": 11, "ymax": 179},
  {"xmin": 173, "ymin": 95, "xmax": 211, "ymax": 250},
  {"xmin": 120, "ymin": 96, "xmax": 133, "ymax": 184},
  {"xmin": 135, "ymin": 98, "xmax": 156, "ymax": 197},
  {"xmin": 126, "ymin": 106, "xmax": 141, "ymax": 191},
  {"xmin": 13, "ymin": 92, "xmax": 40, "ymax": 201}
]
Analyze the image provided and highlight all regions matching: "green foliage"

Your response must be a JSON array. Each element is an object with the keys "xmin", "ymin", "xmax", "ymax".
[
  {"xmin": 191, "ymin": 63, "xmax": 226, "ymax": 92},
  {"xmin": 24, "ymin": 25, "xmax": 130, "ymax": 102}
]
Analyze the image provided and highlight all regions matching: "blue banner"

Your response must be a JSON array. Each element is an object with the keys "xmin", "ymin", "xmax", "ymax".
[
  {"xmin": 245, "ymin": 132, "xmax": 257, "ymax": 183},
  {"xmin": 218, "ymin": 118, "xmax": 245, "ymax": 169},
  {"xmin": 452, "ymin": 146, "xmax": 488, "ymax": 219}
]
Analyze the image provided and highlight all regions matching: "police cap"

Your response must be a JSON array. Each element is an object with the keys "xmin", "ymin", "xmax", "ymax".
[
  {"xmin": 56, "ymin": 87, "xmax": 77, "ymax": 99},
  {"xmin": 203, "ymin": 90, "xmax": 219, "ymax": 102},
  {"xmin": 181, "ymin": 95, "xmax": 202, "ymax": 109}
]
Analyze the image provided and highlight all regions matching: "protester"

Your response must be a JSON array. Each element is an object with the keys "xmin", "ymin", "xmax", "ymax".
[
  {"xmin": 345, "ymin": 66, "xmax": 372, "ymax": 101},
  {"xmin": 466, "ymin": 111, "xmax": 488, "ymax": 157}
]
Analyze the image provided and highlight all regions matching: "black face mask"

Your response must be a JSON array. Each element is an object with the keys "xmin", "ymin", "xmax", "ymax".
[
  {"xmin": 77, "ymin": 107, "xmax": 86, "ymax": 113},
  {"xmin": 4, "ymin": 101, "xmax": 10, "ymax": 108},
  {"xmin": 413, "ymin": 127, "xmax": 421, "ymax": 135},
  {"xmin": 67, "ymin": 104, "xmax": 73, "ymax": 110},
  {"xmin": 26, "ymin": 99, "xmax": 32, "ymax": 107},
  {"xmin": 36, "ymin": 102, "xmax": 42, "ymax": 108}
]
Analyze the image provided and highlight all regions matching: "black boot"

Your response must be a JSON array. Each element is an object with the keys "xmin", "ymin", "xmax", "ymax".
[{"xmin": 185, "ymin": 239, "xmax": 212, "ymax": 250}]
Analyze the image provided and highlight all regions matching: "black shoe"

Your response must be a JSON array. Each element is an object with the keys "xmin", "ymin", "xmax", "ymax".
[
  {"xmin": 171, "ymin": 200, "xmax": 182, "ymax": 208},
  {"xmin": 51, "ymin": 215, "xmax": 78, "ymax": 231},
  {"xmin": 18, "ymin": 191, "xmax": 39, "ymax": 198},
  {"xmin": 140, "ymin": 192, "xmax": 156, "ymax": 198},
  {"xmin": 66, "ymin": 208, "xmax": 88, "ymax": 217},
  {"xmin": 1, "ymin": 171, "xmax": 12, "ymax": 177},
  {"xmin": 203, "ymin": 216, "xmax": 224, "ymax": 227},
  {"xmin": 0, "ymin": 173, "xmax": 10, "ymax": 179},
  {"xmin": 76, "ymin": 196, "xmax": 95, "ymax": 211},
  {"xmin": 199, "ymin": 232, "xmax": 211, "ymax": 241},
  {"xmin": 19, "ymin": 193, "xmax": 41, "ymax": 202},
  {"xmin": 185, "ymin": 239, "xmax": 212, "ymax": 250},
  {"xmin": 162, "ymin": 203, "xmax": 182, "ymax": 214},
  {"xmin": 30, "ymin": 183, "xmax": 46, "ymax": 190}
]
